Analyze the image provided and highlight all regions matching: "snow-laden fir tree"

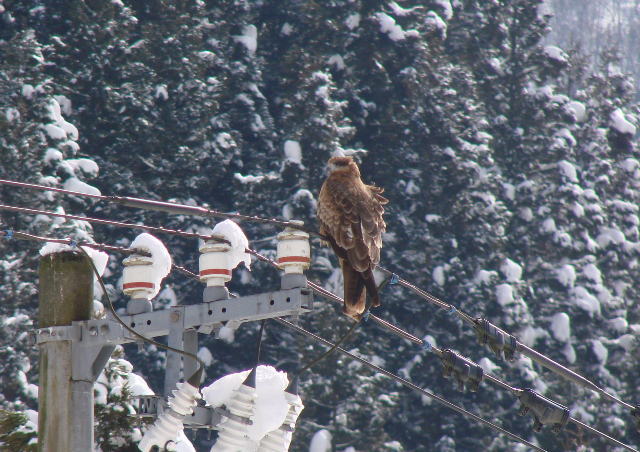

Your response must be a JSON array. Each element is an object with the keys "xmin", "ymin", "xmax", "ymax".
[{"xmin": 1, "ymin": 0, "xmax": 638, "ymax": 451}]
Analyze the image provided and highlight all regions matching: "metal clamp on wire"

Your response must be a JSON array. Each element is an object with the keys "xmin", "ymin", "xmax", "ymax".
[
  {"xmin": 518, "ymin": 389, "xmax": 570, "ymax": 433},
  {"xmin": 474, "ymin": 318, "xmax": 518, "ymax": 361},
  {"xmin": 440, "ymin": 349, "xmax": 484, "ymax": 392}
]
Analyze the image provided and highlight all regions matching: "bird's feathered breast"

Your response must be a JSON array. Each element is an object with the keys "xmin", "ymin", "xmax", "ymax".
[{"xmin": 318, "ymin": 169, "xmax": 388, "ymax": 272}]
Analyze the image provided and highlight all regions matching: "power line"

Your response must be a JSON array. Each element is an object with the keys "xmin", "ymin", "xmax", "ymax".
[
  {"xmin": 285, "ymin": 317, "xmax": 638, "ymax": 450},
  {"xmin": 246, "ymin": 247, "xmax": 425, "ymax": 345},
  {"xmin": 0, "ymin": 229, "xmax": 148, "ymax": 256},
  {"xmin": 5, "ymin": 227, "xmax": 637, "ymax": 450},
  {"xmin": 375, "ymin": 266, "xmax": 638, "ymax": 413},
  {"xmin": 419, "ymin": 342, "xmax": 639, "ymax": 451},
  {"xmin": 274, "ymin": 318, "xmax": 548, "ymax": 452},
  {"xmin": 3, "ymin": 182, "xmax": 638, "ymax": 424},
  {"xmin": 4, "ymin": 199, "xmax": 634, "ymax": 412},
  {"xmin": 2, "ymin": 218, "xmax": 424, "ymax": 348},
  {"xmin": 0, "ymin": 203, "xmax": 230, "ymax": 245},
  {"xmin": 0, "ymin": 178, "xmax": 315, "ymax": 235},
  {"xmin": 6, "ymin": 180, "xmax": 535, "ymax": 446},
  {"xmin": 0, "ymin": 229, "xmax": 199, "ymax": 285}
]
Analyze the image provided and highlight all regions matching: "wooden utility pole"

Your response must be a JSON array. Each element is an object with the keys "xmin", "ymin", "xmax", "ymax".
[{"xmin": 38, "ymin": 250, "xmax": 94, "ymax": 452}]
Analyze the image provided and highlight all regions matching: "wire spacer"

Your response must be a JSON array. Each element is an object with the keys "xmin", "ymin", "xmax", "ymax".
[
  {"xmin": 69, "ymin": 239, "xmax": 78, "ymax": 248},
  {"xmin": 446, "ymin": 305, "xmax": 457, "ymax": 316},
  {"xmin": 389, "ymin": 273, "xmax": 399, "ymax": 285},
  {"xmin": 440, "ymin": 349, "xmax": 484, "ymax": 392},
  {"xmin": 518, "ymin": 389, "xmax": 570, "ymax": 433},
  {"xmin": 2, "ymin": 230, "xmax": 14, "ymax": 239},
  {"xmin": 474, "ymin": 318, "xmax": 518, "ymax": 361},
  {"xmin": 361, "ymin": 310, "xmax": 370, "ymax": 322}
]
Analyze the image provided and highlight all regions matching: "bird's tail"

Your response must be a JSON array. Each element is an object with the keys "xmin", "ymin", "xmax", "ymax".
[
  {"xmin": 362, "ymin": 268, "xmax": 380, "ymax": 308},
  {"xmin": 342, "ymin": 262, "xmax": 380, "ymax": 319},
  {"xmin": 341, "ymin": 259, "xmax": 366, "ymax": 318}
]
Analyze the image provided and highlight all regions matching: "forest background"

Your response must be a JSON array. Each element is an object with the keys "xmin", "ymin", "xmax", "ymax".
[{"xmin": 1, "ymin": 0, "xmax": 640, "ymax": 450}]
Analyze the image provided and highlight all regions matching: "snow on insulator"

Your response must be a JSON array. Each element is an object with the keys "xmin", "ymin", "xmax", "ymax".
[
  {"xmin": 138, "ymin": 382, "xmax": 201, "ymax": 452},
  {"xmin": 258, "ymin": 391, "xmax": 304, "ymax": 452},
  {"xmin": 276, "ymin": 221, "xmax": 310, "ymax": 274},
  {"xmin": 199, "ymin": 235, "xmax": 233, "ymax": 286},
  {"xmin": 210, "ymin": 384, "xmax": 258, "ymax": 451},
  {"xmin": 123, "ymin": 254, "xmax": 156, "ymax": 300}
]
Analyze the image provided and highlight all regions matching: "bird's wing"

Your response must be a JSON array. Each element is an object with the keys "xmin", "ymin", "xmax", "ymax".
[{"xmin": 318, "ymin": 175, "xmax": 386, "ymax": 272}]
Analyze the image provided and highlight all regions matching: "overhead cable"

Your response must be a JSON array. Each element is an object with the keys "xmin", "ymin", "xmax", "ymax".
[
  {"xmin": 0, "ymin": 203, "xmax": 230, "ymax": 245},
  {"xmin": 4, "ymin": 199, "xmax": 629, "ymax": 408},
  {"xmin": 420, "ymin": 341, "xmax": 638, "ymax": 451},
  {"xmin": 1, "ymin": 216, "xmax": 424, "ymax": 348},
  {"xmin": 0, "ymin": 228, "xmax": 198, "ymax": 284},
  {"xmin": 274, "ymin": 317, "xmax": 548, "ymax": 452},
  {"xmin": 375, "ymin": 267, "xmax": 637, "ymax": 413},
  {"xmin": 0, "ymin": 178, "xmax": 314, "ymax": 234},
  {"xmin": 5, "ymin": 227, "xmax": 637, "ymax": 450},
  {"xmin": 2, "ymin": 181, "xmax": 637, "ymax": 413}
]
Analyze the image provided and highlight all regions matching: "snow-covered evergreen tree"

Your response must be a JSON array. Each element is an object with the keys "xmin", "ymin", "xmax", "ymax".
[{"xmin": 1, "ymin": 0, "xmax": 638, "ymax": 450}]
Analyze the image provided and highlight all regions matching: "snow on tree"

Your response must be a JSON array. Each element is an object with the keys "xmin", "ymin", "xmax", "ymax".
[{"xmin": 0, "ymin": 0, "xmax": 638, "ymax": 450}]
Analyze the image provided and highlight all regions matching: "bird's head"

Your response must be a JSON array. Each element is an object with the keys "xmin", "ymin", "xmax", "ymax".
[{"xmin": 327, "ymin": 156, "xmax": 360, "ymax": 177}]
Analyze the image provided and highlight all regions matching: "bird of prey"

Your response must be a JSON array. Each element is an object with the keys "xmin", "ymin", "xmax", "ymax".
[{"xmin": 317, "ymin": 156, "xmax": 388, "ymax": 319}]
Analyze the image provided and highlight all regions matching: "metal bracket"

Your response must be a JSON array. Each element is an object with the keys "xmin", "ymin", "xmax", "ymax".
[
  {"xmin": 72, "ymin": 342, "xmax": 116, "ymax": 382},
  {"xmin": 131, "ymin": 396, "xmax": 223, "ymax": 430},
  {"xmin": 186, "ymin": 406, "xmax": 222, "ymax": 429},
  {"xmin": 518, "ymin": 389, "xmax": 570, "ymax": 433},
  {"xmin": 72, "ymin": 321, "xmax": 122, "ymax": 382},
  {"xmin": 116, "ymin": 287, "xmax": 313, "ymax": 341},
  {"xmin": 440, "ymin": 349, "xmax": 484, "ymax": 392},
  {"xmin": 31, "ymin": 325, "xmax": 79, "ymax": 344},
  {"xmin": 132, "ymin": 395, "xmax": 162, "ymax": 418},
  {"xmin": 474, "ymin": 318, "xmax": 518, "ymax": 361},
  {"xmin": 32, "ymin": 322, "xmax": 119, "ymax": 382},
  {"xmin": 31, "ymin": 288, "xmax": 311, "ymax": 349}
]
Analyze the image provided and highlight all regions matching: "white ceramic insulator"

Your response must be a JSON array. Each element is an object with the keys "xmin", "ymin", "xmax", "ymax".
[
  {"xmin": 199, "ymin": 237, "xmax": 232, "ymax": 286},
  {"xmin": 276, "ymin": 223, "xmax": 310, "ymax": 274},
  {"xmin": 257, "ymin": 392, "xmax": 304, "ymax": 452},
  {"xmin": 168, "ymin": 382, "xmax": 201, "ymax": 415},
  {"xmin": 138, "ymin": 382, "xmax": 201, "ymax": 452},
  {"xmin": 210, "ymin": 384, "xmax": 258, "ymax": 452},
  {"xmin": 123, "ymin": 254, "xmax": 155, "ymax": 300},
  {"xmin": 138, "ymin": 411, "xmax": 182, "ymax": 452}
]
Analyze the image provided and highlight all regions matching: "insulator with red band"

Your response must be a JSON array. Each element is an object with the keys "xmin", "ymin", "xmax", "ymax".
[
  {"xmin": 276, "ymin": 221, "xmax": 310, "ymax": 275},
  {"xmin": 199, "ymin": 268, "xmax": 232, "ymax": 277},
  {"xmin": 199, "ymin": 235, "xmax": 232, "ymax": 286},
  {"xmin": 277, "ymin": 256, "xmax": 311, "ymax": 264},
  {"xmin": 123, "ymin": 281, "xmax": 155, "ymax": 290},
  {"xmin": 122, "ymin": 254, "xmax": 156, "ymax": 300}
]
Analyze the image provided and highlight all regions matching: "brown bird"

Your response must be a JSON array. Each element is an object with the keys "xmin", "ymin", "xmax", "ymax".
[{"xmin": 317, "ymin": 156, "xmax": 388, "ymax": 319}]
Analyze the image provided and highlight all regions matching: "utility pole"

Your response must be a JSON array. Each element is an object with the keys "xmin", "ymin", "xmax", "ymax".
[{"xmin": 38, "ymin": 250, "xmax": 94, "ymax": 452}]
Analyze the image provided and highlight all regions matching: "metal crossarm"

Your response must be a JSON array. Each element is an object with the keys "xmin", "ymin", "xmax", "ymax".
[{"xmin": 31, "ymin": 287, "xmax": 312, "ymax": 346}]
